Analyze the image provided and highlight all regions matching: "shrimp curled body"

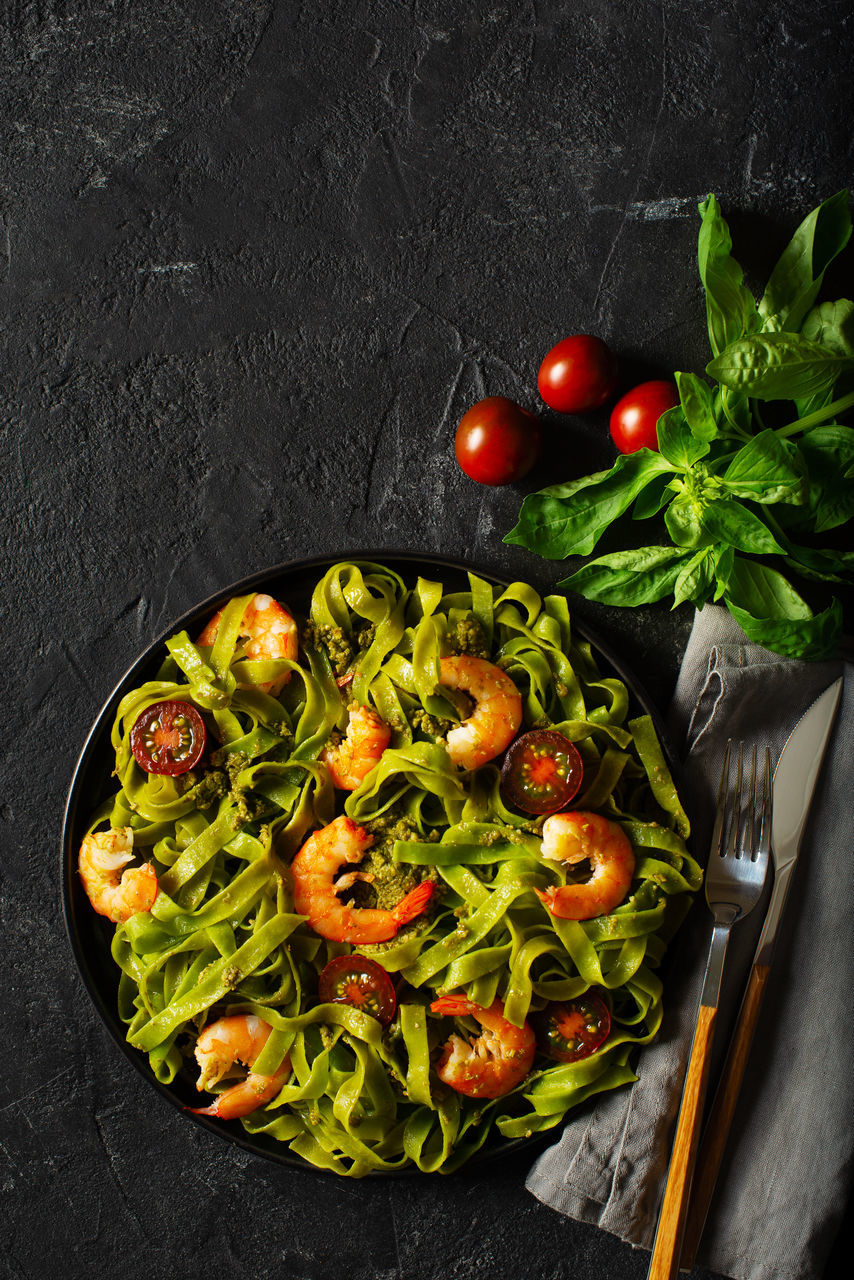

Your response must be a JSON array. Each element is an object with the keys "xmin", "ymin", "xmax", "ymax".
[
  {"xmin": 78, "ymin": 827, "xmax": 158, "ymax": 923},
  {"xmin": 322, "ymin": 702, "xmax": 391, "ymax": 791},
  {"xmin": 189, "ymin": 1014, "xmax": 291, "ymax": 1120},
  {"xmin": 429, "ymin": 996, "xmax": 535, "ymax": 1099},
  {"xmin": 439, "ymin": 656, "xmax": 522, "ymax": 771},
  {"xmin": 535, "ymin": 810, "xmax": 635, "ymax": 921},
  {"xmin": 291, "ymin": 815, "xmax": 434, "ymax": 944},
  {"xmin": 198, "ymin": 592, "xmax": 298, "ymax": 696}
]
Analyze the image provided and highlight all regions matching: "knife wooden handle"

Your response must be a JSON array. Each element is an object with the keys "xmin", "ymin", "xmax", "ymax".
[
  {"xmin": 648, "ymin": 1004, "xmax": 717, "ymax": 1280},
  {"xmin": 678, "ymin": 962, "xmax": 770, "ymax": 1272}
]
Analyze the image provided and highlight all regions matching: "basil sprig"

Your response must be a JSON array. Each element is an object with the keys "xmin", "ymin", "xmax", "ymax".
[{"xmin": 506, "ymin": 192, "xmax": 854, "ymax": 660}]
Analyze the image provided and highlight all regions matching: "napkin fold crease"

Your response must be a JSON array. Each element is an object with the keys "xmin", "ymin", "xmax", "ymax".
[{"xmin": 525, "ymin": 606, "xmax": 853, "ymax": 1280}]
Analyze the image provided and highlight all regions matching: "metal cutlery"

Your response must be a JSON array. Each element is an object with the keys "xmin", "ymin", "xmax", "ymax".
[
  {"xmin": 679, "ymin": 678, "xmax": 843, "ymax": 1271},
  {"xmin": 647, "ymin": 742, "xmax": 772, "ymax": 1280}
]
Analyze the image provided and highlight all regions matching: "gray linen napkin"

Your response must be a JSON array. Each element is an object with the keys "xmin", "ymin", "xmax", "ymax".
[{"xmin": 526, "ymin": 605, "xmax": 853, "ymax": 1280}]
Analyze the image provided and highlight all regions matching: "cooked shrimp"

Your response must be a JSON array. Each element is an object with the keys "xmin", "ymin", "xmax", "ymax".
[
  {"xmin": 189, "ymin": 1014, "xmax": 291, "ymax": 1120},
  {"xmin": 291, "ymin": 814, "xmax": 434, "ymax": 944},
  {"xmin": 439, "ymin": 655, "xmax": 522, "ymax": 771},
  {"xmin": 534, "ymin": 810, "xmax": 635, "ymax": 921},
  {"xmin": 198, "ymin": 592, "xmax": 298, "ymax": 696},
  {"xmin": 322, "ymin": 701, "xmax": 391, "ymax": 790},
  {"xmin": 429, "ymin": 996, "xmax": 535, "ymax": 1099},
  {"xmin": 78, "ymin": 827, "xmax": 158, "ymax": 924}
]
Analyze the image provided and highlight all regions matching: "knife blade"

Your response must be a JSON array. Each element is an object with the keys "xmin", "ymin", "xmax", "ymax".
[
  {"xmin": 679, "ymin": 676, "xmax": 844, "ymax": 1272},
  {"xmin": 755, "ymin": 676, "xmax": 843, "ymax": 965}
]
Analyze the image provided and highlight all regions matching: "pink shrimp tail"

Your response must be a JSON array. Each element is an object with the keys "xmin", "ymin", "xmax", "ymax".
[
  {"xmin": 187, "ymin": 1101, "xmax": 221, "ymax": 1118},
  {"xmin": 391, "ymin": 880, "xmax": 434, "ymax": 926},
  {"xmin": 430, "ymin": 995, "xmax": 474, "ymax": 1017},
  {"xmin": 534, "ymin": 886, "xmax": 560, "ymax": 914}
]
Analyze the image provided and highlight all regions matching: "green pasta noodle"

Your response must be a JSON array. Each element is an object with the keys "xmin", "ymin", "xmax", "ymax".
[{"xmin": 78, "ymin": 560, "xmax": 700, "ymax": 1175}]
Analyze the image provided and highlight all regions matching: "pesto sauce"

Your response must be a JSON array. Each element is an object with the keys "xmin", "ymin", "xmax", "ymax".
[{"xmin": 446, "ymin": 615, "xmax": 489, "ymax": 659}]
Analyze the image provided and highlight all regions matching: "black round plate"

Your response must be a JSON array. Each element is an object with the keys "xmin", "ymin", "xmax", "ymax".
[{"xmin": 62, "ymin": 550, "xmax": 677, "ymax": 1175}]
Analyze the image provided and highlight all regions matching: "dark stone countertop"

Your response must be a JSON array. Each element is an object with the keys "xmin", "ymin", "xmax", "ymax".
[{"xmin": 2, "ymin": 2, "xmax": 851, "ymax": 1277}]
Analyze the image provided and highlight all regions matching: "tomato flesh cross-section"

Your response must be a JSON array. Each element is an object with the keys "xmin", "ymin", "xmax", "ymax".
[
  {"xmin": 130, "ymin": 699, "xmax": 207, "ymax": 776},
  {"xmin": 318, "ymin": 955, "xmax": 397, "ymax": 1026},
  {"xmin": 536, "ymin": 992, "xmax": 611, "ymax": 1063},
  {"xmin": 500, "ymin": 729, "xmax": 583, "ymax": 814}
]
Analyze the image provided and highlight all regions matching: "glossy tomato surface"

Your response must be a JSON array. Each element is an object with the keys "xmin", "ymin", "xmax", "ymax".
[
  {"xmin": 130, "ymin": 700, "xmax": 207, "ymax": 776},
  {"xmin": 537, "ymin": 334, "xmax": 619, "ymax": 414},
  {"xmin": 500, "ymin": 729, "xmax": 584, "ymax": 814},
  {"xmin": 535, "ymin": 992, "xmax": 611, "ymax": 1063},
  {"xmin": 609, "ymin": 380, "xmax": 679, "ymax": 453},
  {"xmin": 454, "ymin": 396, "xmax": 542, "ymax": 485},
  {"xmin": 318, "ymin": 954, "xmax": 397, "ymax": 1026}
]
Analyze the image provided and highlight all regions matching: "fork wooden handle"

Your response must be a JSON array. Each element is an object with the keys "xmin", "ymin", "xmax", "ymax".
[
  {"xmin": 678, "ymin": 962, "xmax": 771, "ymax": 1271},
  {"xmin": 648, "ymin": 1004, "xmax": 717, "ymax": 1280}
]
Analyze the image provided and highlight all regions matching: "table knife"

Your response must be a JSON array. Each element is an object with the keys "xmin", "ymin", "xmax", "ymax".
[{"xmin": 679, "ymin": 676, "xmax": 844, "ymax": 1271}]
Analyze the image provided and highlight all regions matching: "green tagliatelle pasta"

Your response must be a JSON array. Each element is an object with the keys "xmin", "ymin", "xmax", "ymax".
[{"xmin": 83, "ymin": 561, "xmax": 701, "ymax": 1176}]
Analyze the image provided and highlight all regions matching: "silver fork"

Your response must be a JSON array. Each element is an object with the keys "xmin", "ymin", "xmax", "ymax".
[{"xmin": 647, "ymin": 742, "xmax": 772, "ymax": 1280}]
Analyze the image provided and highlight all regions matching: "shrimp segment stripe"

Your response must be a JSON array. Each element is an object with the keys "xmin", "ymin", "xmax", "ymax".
[{"xmin": 83, "ymin": 560, "xmax": 698, "ymax": 1176}]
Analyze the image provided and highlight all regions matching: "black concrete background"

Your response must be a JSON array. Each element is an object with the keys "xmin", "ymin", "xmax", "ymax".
[{"xmin": 2, "ymin": 2, "xmax": 852, "ymax": 1277}]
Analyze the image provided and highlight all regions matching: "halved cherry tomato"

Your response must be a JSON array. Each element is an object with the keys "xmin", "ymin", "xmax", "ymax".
[
  {"xmin": 455, "ymin": 396, "xmax": 542, "ymax": 486},
  {"xmin": 318, "ymin": 954, "xmax": 397, "ymax": 1026},
  {"xmin": 535, "ymin": 992, "xmax": 611, "ymax": 1063},
  {"xmin": 500, "ymin": 729, "xmax": 584, "ymax": 815},
  {"xmin": 538, "ymin": 334, "xmax": 619, "ymax": 414},
  {"xmin": 130, "ymin": 699, "xmax": 206, "ymax": 776}
]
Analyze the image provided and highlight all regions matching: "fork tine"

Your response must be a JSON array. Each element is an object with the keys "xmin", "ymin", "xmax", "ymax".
[
  {"xmin": 755, "ymin": 747, "xmax": 772, "ymax": 864},
  {"xmin": 710, "ymin": 740, "xmax": 732, "ymax": 859},
  {"xmin": 744, "ymin": 745, "xmax": 757, "ymax": 859},
  {"xmin": 724, "ymin": 743, "xmax": 743, "ymax": 860}
]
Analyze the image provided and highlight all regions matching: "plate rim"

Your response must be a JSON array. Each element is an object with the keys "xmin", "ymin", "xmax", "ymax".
[{"xmin": 61, "ymin": 547, "xmax": 680, "ymax": 1176}]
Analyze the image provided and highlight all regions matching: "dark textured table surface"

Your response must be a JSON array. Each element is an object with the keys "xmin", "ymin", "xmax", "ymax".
[{"xmin": 3, "ymin": 2, "xmax": 851, "ymax": 1277}]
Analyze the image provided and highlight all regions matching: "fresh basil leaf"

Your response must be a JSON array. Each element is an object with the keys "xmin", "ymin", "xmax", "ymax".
[
  {"xmin": 782, "ymin": 543, "xmax": 854, "ymax": 584},
  {"xmin": 697, "ymin": 195, "xmax": 759, "ymax": 357},
  {"xmin": 664, "ymin": 493, "xmax": 705, "ymax": 548},
  {"xmin": 759, "ymin": 191, "xmax": 852, "ymax": 332},
  {"xmin": 725, "ymin": 595, "xmax": 842, "ymax": 660},
  {"xmin": 631, "ymin": 473, "xmax": 674, "ymax": 520},
  {"xmin": 719, "ymin": 385, "xmax": 752, "ymax": 435},
  {"xmin": 672, "ymin": 547, "xmax": 716, "ymax": 608},
  {"xmin": 504, "ymin": 451, "xmax": 674, "ymax": 559},
  {"xmin": 725, "ymin": 557, "xmax": 812, "ymax": 621},
  {"xmin": 657, "ymin": 407, "xmax": 711, "ymax": 468},
  {"xmin": 795, "ymin": 425, "xmax": 854, "ymax": 531},
  {"xmin": 793, "ymin": 385, "xmax": 836, "ymax": 420},
  {"xmin": 801, "ymin": 298, "xmax": 854, "ymax": 357},
  {"xmin": 557, "ymin": 546, "xmax": 689, "ymax": 606},
  {"xmin": 707, "ymin": 332, "xmax": 854, "ymax": 401},
  {"xmin": 675, "ymin": 371, "xmax": 719, "ymax": 441},
  {"xmin": 700, "ymin": 499, "xmax": 784, "ymax": 553},
  {"xmin": 800, "ymin": 423, "xmax": 854, "ymax": 466},
  {"xmin": 720, "ymin": 429, "xmax": 806, "ymax": 504},
  {"xmin": 712, "ymin": 545, "xmax": 734, "ymax": 599}
]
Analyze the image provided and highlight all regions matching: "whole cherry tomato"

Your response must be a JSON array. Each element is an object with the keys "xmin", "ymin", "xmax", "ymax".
[
  {"xmin": 454, "ymin": 396, "xmax": 542, "ymax": 486},
  {"xmin": 537, "ymin": 334, "xmax": 619, "ymax": 414},
  {"xmin": 609, "ymin": 380, "xmax": 679, "ymax": 453}
]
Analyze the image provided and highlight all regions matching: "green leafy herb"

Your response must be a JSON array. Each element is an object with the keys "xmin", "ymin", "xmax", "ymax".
[
  {"xmin": 507, "ymin": 192, "xmax": 854, "ymax": 661},
  {"xmin": 707, "ymin": 332, "xmax": 854, "ymax": 401},
  {"xmin": 504, "ymin": 451, "xmax": 673, "ymax": 558}
]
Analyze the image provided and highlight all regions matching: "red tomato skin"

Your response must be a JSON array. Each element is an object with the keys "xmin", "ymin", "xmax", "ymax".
[
  {"xmin": 537, "ymin": 335, "xmax": 619, "ymax": 414},
  {"xmin": 130, "ymin": 700, "xmax": 207, "ymax": 776},
  {"xmin": 317, "ymin": 954, "xmax": 397, "ymax": 1026},
  {"xmin": 609, "ymin": 380, "xmax": 679, "ymax": 454},
  {"xmin": 454, "ymin": 397, "xmax": 542, "ymax": 486}
]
